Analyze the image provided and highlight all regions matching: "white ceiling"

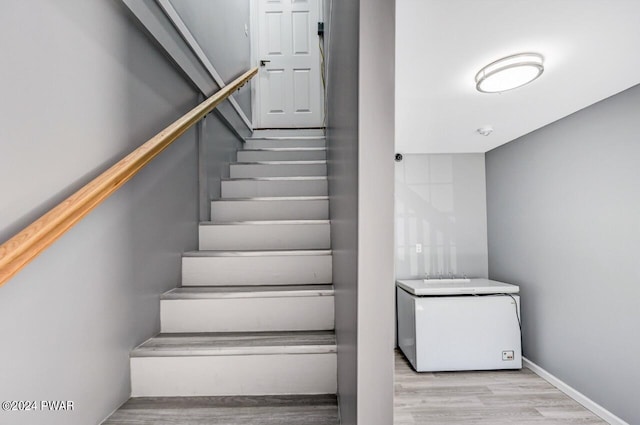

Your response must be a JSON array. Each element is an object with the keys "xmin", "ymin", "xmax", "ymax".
[{"xmin": 395, "ymin": 0, "xmax": 640, "ymax": 154}]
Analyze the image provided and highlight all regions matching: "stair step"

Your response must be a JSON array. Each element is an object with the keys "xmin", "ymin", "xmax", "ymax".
[
  {"xmin": 211, "ymin": 196, "xmax": 329, "ymax": 222},
  {"xmin": 103, "ymin": 395, "xmax": 339, "ymax": 425},
  {"xmin": 182, "ymin": 250, "xmax": 332, "ymax": 286},
  {"xmin": 251, "ymin": 129, "xmax": 324, "ymax": 138},
  {"xmin": 132, "ymin": 330, "xmax": 336, "ymax": 356},
  {"xmin": 130, "ymin": 331, "xmax": 337, "ymax": 396},
  {"xmin": 230, "ymin": 161, "xmax": 327, "ymax": 178},
  {"xmin": 199, "ymin": 220, "xmax": 330, "ymax": 250},
  {"xmin": 161, "ymin": 285, "xmax": 335, "ymax": 332},
  {"xmin": 221, "ymin": 177, "xmax": 327, "ymax": 198},
  {"xmin": 237, "ymin": 148, "xmax": 326, "ymax": 162},
  {"xmin": 163, "ymin": 284, "xmax": 335, "ymax": 299},
  {"xmin": 244, "ymin": 137, "xmax": 326, "ymax": 149}
]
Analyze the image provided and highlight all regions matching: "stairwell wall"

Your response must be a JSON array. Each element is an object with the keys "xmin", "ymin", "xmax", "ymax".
[
  {"xmin": 201, "ymin": 112, "xmax": 244, "ymax": 219},
  {"xmin": 170, "ymin": 0, "xmax": 252, "ymax": 120},
  {"xmin": 0, "ymin": 1, "xmax": 235, "ymax": 424},
  {"xmin": 325, "ymin": 0, "xmax": 359, "ymax": 422},
  {"xmin": 326, "ymin": 0, "xmax": 395, "ymax": 423},
  {"xmin": 486, "ymin": 84, "xmax": 640, "ymax": 425},
  {"xmin": 356, "ymin": 0, "xmax": 395, "ymax": 423}
]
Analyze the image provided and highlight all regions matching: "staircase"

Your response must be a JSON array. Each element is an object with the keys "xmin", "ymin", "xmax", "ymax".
[{"xmin": 126, "ymin": 130, "xmax": 337, "ymax": 407}]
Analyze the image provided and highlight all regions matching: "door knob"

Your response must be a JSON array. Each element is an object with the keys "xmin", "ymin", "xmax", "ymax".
[{"xmin": 260, "ymin": 59, "xmax": 271, "ymax": 67}]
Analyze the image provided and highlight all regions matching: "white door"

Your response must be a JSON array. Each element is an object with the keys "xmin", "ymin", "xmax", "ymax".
[{"xmin": 254, "ymin": 0, "xmax": 324, "ymax": 128}]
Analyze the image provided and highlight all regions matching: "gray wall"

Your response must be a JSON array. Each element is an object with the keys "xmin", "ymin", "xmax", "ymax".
[
  {"xmin": 326, "ymin": 0, "xmax": 395, "ymax": 423},
  {"xmin": 356, "ymin": 0, "xmax": 395, "ymax": 424},
  {"xmin": 396, "ymin": 154, "xmax": 488, "ymax": 279},
  {"xmin": 170, "ymin": 0, "xmax": 252, "ymax": 119},
  {"xmin": 0, "ymin": 1, "xmax": 235, "ymax": 423},
  {"xmin": 486, "ymin": 84, "xmax": 640, "ymax": 424},
  {"xmin": 200, "ymin": 111, "xmax": 242, "ymax": 220},
  {"xmin": 326, "ymin": 0, "xmax": 359, "ymax": 422}
]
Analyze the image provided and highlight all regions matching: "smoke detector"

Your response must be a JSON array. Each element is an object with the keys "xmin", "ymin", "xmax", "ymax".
[{"xmin": 477, "ymin": 125, "xmax": 493, "ymax": 136}]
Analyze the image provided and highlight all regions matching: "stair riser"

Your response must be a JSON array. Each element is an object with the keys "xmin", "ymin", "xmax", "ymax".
[
  {"xmin": 237, "ymin": 150, "xmax": 326, "ymax": 161},
  {"xmin": 131, "ymin": 354, "xmax": 336, "ymax": 396},
  {"xmin": 199, "ymin": 223, "xmax": 330, "ymax": 250},
  {"xmin": 182, "ymin": 255, "xmax": 332, "ymax": 285},
  {"xmin": 211, "ymin": 199, "xmax": 329, "ymax": 221},
  {"xmin": 244, "ymin": 139, "xmax": 326, "ymax": 149},
  {"xmin": 230, "ymin": 163, "xmax": 327, "ymax": 178},
  {"xmin": 161, "ymin": 296, "xmax": 335, "ymax": 332},
  {"xmin": 251, "ymin": 129, "xmax": 324, "ymax": 138},
  {"xmin": 221, "ymin": 179, "xmax": 327, "ymax": 198}
]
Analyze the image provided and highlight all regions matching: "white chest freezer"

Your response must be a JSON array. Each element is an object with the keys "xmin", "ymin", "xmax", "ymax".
[{"xmin": 396, "ymin": 278, "xmax": 522, "ymax": 372}]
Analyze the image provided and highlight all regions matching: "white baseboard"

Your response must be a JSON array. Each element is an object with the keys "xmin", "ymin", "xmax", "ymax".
[{"xmin": 523, "ymin": 357, "xmax": 629, "ymax": 425}]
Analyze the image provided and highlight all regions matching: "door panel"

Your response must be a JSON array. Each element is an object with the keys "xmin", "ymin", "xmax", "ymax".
[
  {"xmin": 293, "ymin": 69, "xmax": 311, "ymax": 112},
  {"xmin": 292, "ymin": 11, "xmax": 310, "ymax": 54},
  {"xmin": 266, "ymin": 69, "xmax": 286, "ymax": 113},
  {"xmin": 266, "ymin": 12, "xmax": 283, "ymax": 54},
  {"xmin": 256, "ymin": 0, "xmax": 323, "ymax": 128}
]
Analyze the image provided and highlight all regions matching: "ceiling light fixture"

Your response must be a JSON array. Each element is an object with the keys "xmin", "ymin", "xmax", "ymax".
[{"xmin": 475, "ymin": 53, "xmax": 544, "ymax": 93}]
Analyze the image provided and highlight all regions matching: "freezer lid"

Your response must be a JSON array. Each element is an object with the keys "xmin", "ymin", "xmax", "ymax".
[{"xmin": 396, "ymin": 278, "xmax": 519, "ymax": 296}]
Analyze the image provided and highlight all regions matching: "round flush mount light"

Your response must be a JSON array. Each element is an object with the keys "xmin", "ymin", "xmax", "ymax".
[{"xmin": 475, "ymin": 53, "xmax": 544, "ymax": 93}]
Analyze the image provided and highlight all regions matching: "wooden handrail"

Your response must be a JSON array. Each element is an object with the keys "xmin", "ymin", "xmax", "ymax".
[{"xmin": 0, "ymin": 67, "xmax": 258, "ymax": 287}]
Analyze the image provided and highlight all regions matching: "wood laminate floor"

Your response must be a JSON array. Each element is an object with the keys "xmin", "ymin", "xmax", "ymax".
[
  {"xmin": 394, "ymin": 350, "xmax": 607, "ymax": 424},
  {"xmin": 103, "ymin": 394, "xmax": 339, "ymax": 425}
]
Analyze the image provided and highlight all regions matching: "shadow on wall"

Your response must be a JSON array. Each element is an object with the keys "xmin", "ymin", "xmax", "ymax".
[{"xmin": 395, "ymin": 154, "xmax": 488, "ymax": 280}]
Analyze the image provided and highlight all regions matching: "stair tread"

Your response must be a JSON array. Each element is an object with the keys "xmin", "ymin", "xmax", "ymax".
[
  {"xmin": 241, "ymin": 148, "xmax": 326, "ymax": 152},
  {"xmin": 132, "ymin": 331, "xmax": 336, "ymax": 357},
  {"xmin": 200, "ymin": 219, "xmax": 329, "ymax": 226},
  {"xmin": 104, "ymin": 394, "xmax": 338, "ymax": 423},
  {"xmin": 222, "ymin": 176, "xmax": 327, "ymax": 182},
  {"xmin": 232, "ymin": 160, "xmax": 326, "ymax": 165},
  {"xmin": 163, "ymin": 285, "xmax": 334, "ymax": 299},
  {"xmin": 110, "ymin": 393, "xmax": 336, "ymax": 408},
  {"xmin": 250, "ymin": 129, "xmax": 324, "ymax": 137},
  {"xmin": 183, "ymin": 249, "xmax": 332, "ymax": 257},
  {"xmin": 212, "ymin": 196, "xmax": 328, "ymax": 202},
  {"xmin": 245, "ymin": 136, "xmax": 326, "ymax": 140}
]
